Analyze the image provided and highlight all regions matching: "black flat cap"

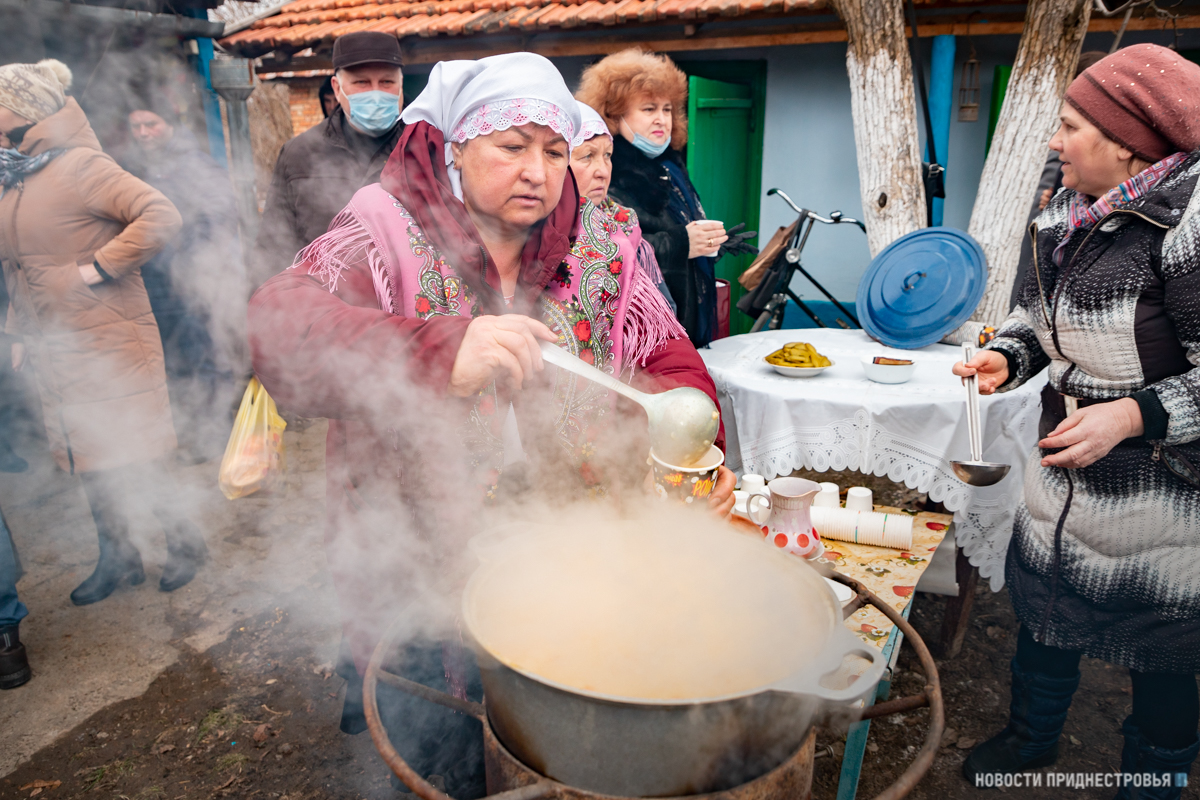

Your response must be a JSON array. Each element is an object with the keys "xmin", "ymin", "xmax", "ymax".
[{"xmin": 332, "ymin": 32, "xmax": 404, "ymax": 71}]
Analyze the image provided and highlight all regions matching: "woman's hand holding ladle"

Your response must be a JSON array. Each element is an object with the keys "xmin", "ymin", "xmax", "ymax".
[
  {"xmin": 951, "ymin": 350, "xmax": 1009, "ymax": 395},
  {"xmin": 448, "ymin": 315, "xmax": 557, "ymax": 397}
]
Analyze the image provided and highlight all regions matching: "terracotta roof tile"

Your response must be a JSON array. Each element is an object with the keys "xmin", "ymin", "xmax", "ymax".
[
  {"xmin": 499, "ymin": 5, "xmax": 538, "ymax": 26},
  {"xmin": 347, "ymin": 5, "xmax": 386, "ymax": 19},
  {"xmin": 442, "ymin": 8, "xmax": 488, "ymax": 32},
  {"xmin": 600, "ymin": 0, "xmax": 632, "ymax": 24},
  {"xmin": 514, "ymin": 3, "xmax": 552, "ymax": 27},
  {"xmin": 572, "ymin": 1, "xmax": 608, "ymax": 25},
  {"xmin": 464, "ymin": 8, "xmax": 508, "ymax": 32},
  {"xmin": 220, "ymin": 0, "xmax": 832, "ymax": 53},
  {"xmin": 637, "ymin": 0, "xmax": 669, "ymax": 22},
  {"xmin": 387, "ymin": 14, "xmax": 426, "ymax": 34},
  {"xmin": 534, "ymin": 3, "xmax": 572, "ymax": 28},
  {"xmin": 406, "ymin": 12, "xmax": 444, "ymax": 33},
  {"xmin": 613, "ymin": 0, "xmax": 645, "ymax": 22}
]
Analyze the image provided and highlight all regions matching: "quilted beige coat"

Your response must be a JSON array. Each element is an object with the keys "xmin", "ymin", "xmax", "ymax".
[{"xmin": 0, "ymin": 99, "xmax": 182, "ymax": 472}]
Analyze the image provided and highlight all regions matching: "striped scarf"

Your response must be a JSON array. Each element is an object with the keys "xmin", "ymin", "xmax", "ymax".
[
  {"xmin": 0, "ymin": 146, "xmax": 64, "ymax": 197},
  {"xmin": 1053, "ymin": 151, "xmax": 1187, "ymax": 266}
]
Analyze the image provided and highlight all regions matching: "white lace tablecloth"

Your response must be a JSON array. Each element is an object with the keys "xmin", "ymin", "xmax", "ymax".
[{"xmin": 701, "ymin": 329, "xmax": 1047, "ymax": 591}]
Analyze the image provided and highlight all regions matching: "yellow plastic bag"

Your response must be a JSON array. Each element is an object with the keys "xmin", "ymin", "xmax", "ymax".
[{"xmin": 218, "ymin": 377, "xmax": 287, "ymax": 499}]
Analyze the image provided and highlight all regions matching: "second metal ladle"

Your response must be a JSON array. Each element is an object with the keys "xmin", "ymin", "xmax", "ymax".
[
  {"xmin": 539, "ymin": 341, "xmax": 720, "ymax": 467},
  {"xmin": 951, "ymin": 342, "xmax": 1012, "ymax": 487}
]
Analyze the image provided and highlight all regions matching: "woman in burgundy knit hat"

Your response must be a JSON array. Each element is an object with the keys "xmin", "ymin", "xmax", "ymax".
[{"xmin": 955, "ymin": 43, "xmax": 1200, "ymax": 797}]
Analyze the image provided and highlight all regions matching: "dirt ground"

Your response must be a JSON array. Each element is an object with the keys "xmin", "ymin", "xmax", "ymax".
[
  {"xmin": 5, "ymin": 555, "xmax": 1183, "ymax": 800},
  {"xmin": 2, "ymin": 447, "xmax": 1196, "ymax": 799}
]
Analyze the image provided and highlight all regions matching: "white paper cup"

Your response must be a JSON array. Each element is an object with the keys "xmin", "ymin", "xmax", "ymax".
[
  {"xmin": 813, "ymin": 481, "xmax": 841, "ymax": 508},
  {"xmin": 740, "ymin": 473, "xmax": 766, "ymax": 494},
  {"xmin": 845, "ymin": 486, "xmax": 874, "ymax": 512}
]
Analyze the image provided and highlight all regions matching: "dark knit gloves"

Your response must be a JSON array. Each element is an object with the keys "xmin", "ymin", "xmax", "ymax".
[{"xmin": 717, "ymin": 223, "xmax": 758, "ymax": 259}]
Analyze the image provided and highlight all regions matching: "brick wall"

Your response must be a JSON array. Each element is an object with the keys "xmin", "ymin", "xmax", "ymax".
[{"xmin": 287, "ymin": 78, "xmax": 327, "ymax": 136}]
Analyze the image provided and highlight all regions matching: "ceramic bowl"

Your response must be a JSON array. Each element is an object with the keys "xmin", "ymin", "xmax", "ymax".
[
  {"xmin": 766, "ymin": 358, "xmax": 835, "ymax": 378},
  {"xmin": 859, "ymin": 356, "xmax": 916, "ymax": 384}
]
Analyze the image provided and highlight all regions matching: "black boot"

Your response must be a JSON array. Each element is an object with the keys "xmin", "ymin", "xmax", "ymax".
[
  {"xmin": 963, "ymin": 658, "xmax": 1081, "ymax": 787},
  {"xmin": 1113, "ymin": 716, "xmax": 1199, "ymax": 800},
  {"xmin": 0, "ymin": 624, "xmax": 31, "ymax": 689},
  {"xmin": 70, "ymin": 527, "xmax": 144, "ymax": 606},
  {"xmin": 159, "ymin": 522, "xmax": 207, "ymax": 592}
]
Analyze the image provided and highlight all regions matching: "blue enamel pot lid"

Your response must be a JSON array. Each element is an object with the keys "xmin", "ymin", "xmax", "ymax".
[{"xmin": 856, "ymin": 227, "xmax": 987, "ymax": 350}]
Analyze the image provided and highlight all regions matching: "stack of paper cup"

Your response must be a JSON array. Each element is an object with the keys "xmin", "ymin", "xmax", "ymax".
[
  {"xmin": 810, "ymin": 507, "xmax": 913, "ymax": 550},
  {"xmin": 813, "ymin": 482, "xmax": 841, "ymax": 508}
]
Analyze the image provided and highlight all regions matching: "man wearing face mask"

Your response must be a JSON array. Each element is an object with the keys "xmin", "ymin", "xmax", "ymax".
[{"xmin": 251, "ymin": 32, "xmax": 405, "ymax": 289}]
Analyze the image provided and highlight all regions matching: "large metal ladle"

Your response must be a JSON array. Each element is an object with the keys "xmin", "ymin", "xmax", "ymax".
[
  {"xmin": 539, "ymin": 341, "xmax": 720, "ymax": 466},
  {"xmin": 951, "ymin": 342, "xmax": 1012, "ymax": 487}
]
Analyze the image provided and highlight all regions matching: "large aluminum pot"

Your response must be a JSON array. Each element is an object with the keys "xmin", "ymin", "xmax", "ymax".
[{"xmin": 462, "ymin": 523, "xmax": 885, "ymax": 797}]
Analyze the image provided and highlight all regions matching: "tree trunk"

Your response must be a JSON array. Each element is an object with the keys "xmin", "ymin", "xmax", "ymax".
[
  {"xmin": 966, "ymin": 0, "xmax": 1091, "ymax": 326},
  {"xmin": 830, "ymin": 0, "xmax": 926, "ymax": 257}
]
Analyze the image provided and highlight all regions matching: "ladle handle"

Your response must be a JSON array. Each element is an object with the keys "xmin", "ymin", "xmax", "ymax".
[
  {"xmin": 539, "ymin": 341, "xmax": 647, "ymax": 407},
  {"xmin": 961, "ymin": 342, "xmax": 983, "ymax": 462}
]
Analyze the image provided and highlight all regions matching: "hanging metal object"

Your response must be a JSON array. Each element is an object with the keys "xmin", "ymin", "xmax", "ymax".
[{"xmin": 958, "ymin": 40, "xmax": 981, "ymax": 122}]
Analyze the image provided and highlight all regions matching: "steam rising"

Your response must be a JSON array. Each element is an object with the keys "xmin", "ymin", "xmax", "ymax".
[
  {"xmin": 1, "ymin": 31, "xmax": 872, "ymax": 791},
  {"xmin": 465, "ymin": 502, "xmax": 832, "ymax": 701}
]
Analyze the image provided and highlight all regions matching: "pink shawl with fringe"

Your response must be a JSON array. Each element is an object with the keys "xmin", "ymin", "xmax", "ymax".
[{"xmin": 294, "ymin": 182, "xmax": 685, "ymax": 491}]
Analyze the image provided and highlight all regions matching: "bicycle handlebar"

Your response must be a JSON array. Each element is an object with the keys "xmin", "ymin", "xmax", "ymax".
[{"xmin": 766, "ymin": 188, "xmax": 867, "ymax": 232}]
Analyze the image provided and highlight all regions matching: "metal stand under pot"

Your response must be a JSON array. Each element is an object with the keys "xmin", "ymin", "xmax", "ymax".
[{"xmin": 363, "ymin": 572, "xmax": 943, "ymax": 800}]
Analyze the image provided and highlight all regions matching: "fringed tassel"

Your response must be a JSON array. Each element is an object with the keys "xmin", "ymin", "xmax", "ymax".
[
  {"xmin": 292, "ymin": 207, "xmax": 374, "ymax": 295},
  {"xmin": 366, "ymin": 246, "xmax": 397, "ymax": 315},
  {"xmin": 623, "ymin": 252, "xmax": 688, "ymax": 368},
  {"xmin": 636, "ymin": 237, "xmax": 667, "ymax": 287}
]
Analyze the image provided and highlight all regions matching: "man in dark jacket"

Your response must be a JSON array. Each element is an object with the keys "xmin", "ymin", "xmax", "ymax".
[
  {"xmin": 250, "ymin": 32, "xmax": 405, "ymax": 288},
  {"xmin": 126, "ymin": 103, "xmax": 246, "ymax": 461}
]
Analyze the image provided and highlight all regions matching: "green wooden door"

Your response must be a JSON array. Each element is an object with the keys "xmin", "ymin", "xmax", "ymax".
[{"xmin": 685, "ymin": 74, "xmax": 762, "ymax": 336}]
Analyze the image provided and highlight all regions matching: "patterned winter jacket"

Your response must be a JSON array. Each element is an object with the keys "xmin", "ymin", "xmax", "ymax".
[
  {"xmin": 987, "ymin": 150, "xmax": 1200, "ymax": 670},
  {"xmin": 992, "ymin": 149, "xmax": 1200, "ymax": 451}
]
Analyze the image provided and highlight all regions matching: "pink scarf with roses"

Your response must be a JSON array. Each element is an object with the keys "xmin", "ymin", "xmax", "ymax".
[{"xmin": 295, "ymin": 182, "xmax": 685, "ymax": 492}]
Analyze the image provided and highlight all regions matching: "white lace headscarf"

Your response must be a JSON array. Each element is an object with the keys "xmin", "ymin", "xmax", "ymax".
[
  {"xmin": 572, "ymin": 101, "xmax": 612, "ymax": 148},
  {"xmin": 401, "ymin": 53, "xmax": 581, "ymax": 200}
]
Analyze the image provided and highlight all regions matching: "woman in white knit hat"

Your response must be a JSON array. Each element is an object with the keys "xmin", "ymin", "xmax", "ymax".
[{"xmin": 0, "ymin": 60, "xmax": 208, "ymax": 610}]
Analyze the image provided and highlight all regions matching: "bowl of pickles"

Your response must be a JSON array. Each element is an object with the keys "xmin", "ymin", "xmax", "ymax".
[{"xmin": 764, "ymin": 342, "xmax": 834, "ymax": 377}]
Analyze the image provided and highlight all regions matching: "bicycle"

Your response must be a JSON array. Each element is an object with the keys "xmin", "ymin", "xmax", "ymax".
[{"xmin": 745, "ymin": 188, "xmax": 867, "ymax": 333}]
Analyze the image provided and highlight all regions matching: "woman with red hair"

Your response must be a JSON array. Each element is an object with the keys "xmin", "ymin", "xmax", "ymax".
[{"xmin": 577, "ymin": 49, "xmax": 756, "ymax": 347}]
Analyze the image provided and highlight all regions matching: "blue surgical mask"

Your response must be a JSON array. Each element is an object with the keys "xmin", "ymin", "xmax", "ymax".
[
  {"xmin": 346, "ymin": 90, "xmax": 400, "ymax": 136},
  {"xmin": 630, "ymin": 131, "xmax": 669, "ymax": 159},
  {"xmin": 622, "ymin": 117, "xmax": 669, "ymax": 158}
]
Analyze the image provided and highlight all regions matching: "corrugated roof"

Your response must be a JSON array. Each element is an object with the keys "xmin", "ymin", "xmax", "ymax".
[{"xmin": 218, "ymin": 0, "xmax": 828, "ymax": 54}]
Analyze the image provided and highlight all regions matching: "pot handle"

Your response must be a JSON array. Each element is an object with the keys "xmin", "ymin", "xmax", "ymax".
[{"xmin": 770, "ymin": 625, "xmax": 888, "ymax": 706}]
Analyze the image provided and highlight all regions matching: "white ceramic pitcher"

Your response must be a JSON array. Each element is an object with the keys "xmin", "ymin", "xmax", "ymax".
[{"xmin": 748, "ymin": 477, "xmax": 823, "ymax": 559}]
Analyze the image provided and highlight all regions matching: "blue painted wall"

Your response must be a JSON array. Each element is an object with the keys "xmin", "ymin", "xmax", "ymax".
[{"xmin": 549, "ymin": 27, "xmax": 1200, "ymax": 314}]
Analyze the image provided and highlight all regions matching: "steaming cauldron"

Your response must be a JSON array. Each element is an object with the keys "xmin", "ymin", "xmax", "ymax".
[
  {"xmin": 459, "ymin": 525, "xmax": 885, "ymax": 796},
  {"xmin": 363, "ymin": 525, "xmax": 945, "ymax": 800}
]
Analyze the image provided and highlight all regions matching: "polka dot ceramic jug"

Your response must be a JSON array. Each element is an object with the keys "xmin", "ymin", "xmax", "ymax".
[{"xmin": 748, "ymin": 477, "xmax": 823, "ymax": 559}]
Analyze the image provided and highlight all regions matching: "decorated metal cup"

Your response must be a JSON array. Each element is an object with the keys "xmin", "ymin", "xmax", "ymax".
[{"xmin": 650, "ymin": 445, "xmax": 724, "ymax": 504}]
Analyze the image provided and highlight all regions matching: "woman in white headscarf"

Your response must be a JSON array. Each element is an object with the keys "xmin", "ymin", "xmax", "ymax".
[
  {"xmin": 572, "ymin": 100, "xmax": 676, "ymax": 313},
  {"xmin": 248, "ymin": 53, "xmax": 733, "ymax": 793}
]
